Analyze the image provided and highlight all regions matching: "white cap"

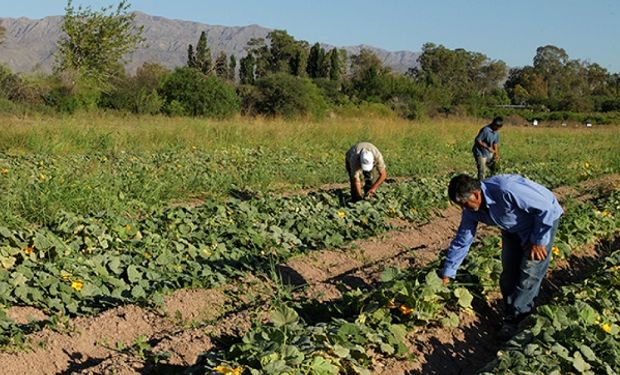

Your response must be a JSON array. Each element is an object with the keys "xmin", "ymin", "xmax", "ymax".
[{"xmin": 360, "ymin": 150, "xmax": 374, "ymax": 172}]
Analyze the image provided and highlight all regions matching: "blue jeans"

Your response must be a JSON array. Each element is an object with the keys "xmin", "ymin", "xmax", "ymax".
[{"xmin": 500, "ymin": 219, "xmax": 559, "ymax": 321}]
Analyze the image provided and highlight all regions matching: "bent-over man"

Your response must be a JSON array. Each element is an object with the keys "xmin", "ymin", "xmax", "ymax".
[
  {"xmin": 441, "ymin": 174, "xmax": 563, "ymax": 340},
  {"xmin": 345, "ymin": 142, "xmax": 387, "ymax": 202}
]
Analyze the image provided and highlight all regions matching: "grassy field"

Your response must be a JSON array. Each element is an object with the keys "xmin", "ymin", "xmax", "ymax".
[{"xmin": 0, "ymin": 113, "xmax": 618, "ymax": 225}]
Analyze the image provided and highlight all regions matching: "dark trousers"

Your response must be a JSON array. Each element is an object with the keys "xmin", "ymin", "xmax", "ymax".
[{"xmin": 500, "ymin": 219, "xmax": 559, "ymax": 321}]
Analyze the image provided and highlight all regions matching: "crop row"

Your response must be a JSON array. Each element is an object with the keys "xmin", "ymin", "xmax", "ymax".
[
  {"xmin": 0, "ymin": 150, "xmax": 611, "ymax": 227},
  {"xmin": 197, "ymin": 188, "xmax": 619, "ymax": 374},
  {"xmin": 478, "ymin": 192, "xmax": 620, "ymax": 375},
  {"xmin": 0, "ymin": 177, "xmax": 447, "ymax": 346}
]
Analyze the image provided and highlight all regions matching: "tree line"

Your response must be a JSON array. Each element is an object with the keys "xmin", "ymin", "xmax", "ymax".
[{"xmin": 1, "ymin": 0, "xmax": 619, "ymax": 122}]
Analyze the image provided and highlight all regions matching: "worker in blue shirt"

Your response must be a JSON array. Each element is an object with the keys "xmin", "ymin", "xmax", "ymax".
[
  {"xmin": 473, "ymin": 117, "xmax": 503, "ymax": 180},
  {"xmin": 441, "ymin": 174, "xmax": 563, "ymax": 340}
]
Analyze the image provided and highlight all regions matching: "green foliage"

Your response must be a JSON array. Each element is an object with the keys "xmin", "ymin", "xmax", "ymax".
[
  {"xmin": 252, "ymin": 73, "xmax": 328, "ymax": 119},
  {"xmin": 188, "ymin": 31, "xmax": 212, "ymax": 74},
  {"xmin": 348, "ymin": 49, "xmax": 392, "ymax": 102},
  {"xmin": 100, "ymin": 63, "xmax": 168, "ymax": 114},
  {"xmin": 43, "ymin": 73, "xmax": 102, "ymax": 113},
  {"xmin": 505, "ymin": 45, "xmax": 618, "ymax": 113},
  {"xmin": 214, "ymin": 51, "xmax": 230, "ymax": 79},
  {"xmin": 159, "ymin": 67, "xmax": 239, "ymax": 118},
  {"xmin": 410, "ymin": 43, "xmax": 508, "ymax": 113},
  {"xmin": 55, "ymin": 0, "xmax": 145, "ymax": 84}
]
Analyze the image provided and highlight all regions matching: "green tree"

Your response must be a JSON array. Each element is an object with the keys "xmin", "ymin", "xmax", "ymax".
[
  {"xmin": 239, "ymin": 54, "xmax": 255, "ymax": 85},
  {"xmin": 253, "ymin": 73, "xmax": 327, "ymax": 119},
  {"xmin": 187, "ymin": 44, "xmax": 196, "ymax": 68},
  {"xmin": 410, "ymin": 43, "xmax": 507, "ymax": 109},
  {"xmin": 307, "ymin": 43, "xmax": 323, "ymax": 78},
  {"xmin": 159, "ymin": 67, "xmax": 239, "ymax": 117},
  {"xmin": 214, "ymin": 51, "xmax": 229, "ymax": 79},
  {"xmin": 228, "ymin": 54, "xmax": 237, "ymax": 81},
  {"xmin": 194, "ymin": 31, "xmax": 212, "ymax": 74},
  {"xmin": 348, "ymin": 49, "xmax": 391, "ymax": 101},
  {"xmin": 55, "ymin": 0, "xmax": 145, "ymax": 83},
  {"xmin": 243, "ymin": 31, "xmax": 309, "ymax": 78},
  {"xmin": 327, "ymin": 48, "xmax": 342, "ymax": 81}
]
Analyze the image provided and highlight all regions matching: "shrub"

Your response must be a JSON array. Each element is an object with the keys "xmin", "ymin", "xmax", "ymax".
[
  {"xmin": 253, "ymin": 73, "xmax": 328, "ymax": 119},
  {"xmin": 159, "ymin": 67, "xmax": 239, "ymax": 118}
]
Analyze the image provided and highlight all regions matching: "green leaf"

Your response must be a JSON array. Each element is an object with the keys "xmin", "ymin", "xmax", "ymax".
[
  {"xmin": 572, "ymin": 351, "xmax": 590, "ymax": 373},
  {"xmin": 380, "ymin": 267, "xmax": 400, "ymax": 282},
  {"xmin": 127, "ymin": 265, "xmax": 142, "ymax": 283},
  {"xmin": 0, "ymin": 227, "xmax": 12, "ymax": 238},
  {"xmin": 270, "ymin": 306, "xmax": 298, "ymax": 327},
  {"xmin": 108, "ymin": 257, "xmax": 122, "ymax": 274},
  {"xmin": 131, "ymin": 285, "xmax": 146, "ymax": 299},
  {"xmin": 33, "ymin": 233, "xmax": 53, "ymax": 251},
  {"xmin": 0, "ymin": 255, "xmax": 16, "ymax": 269},
  {"xmin": 454, "ymin": 287, "xmax": 473, "ymax": 309},
  {"xmin": 379, "ymin": 342, "xmax": 395, "ymax": 355},
  {"xmin": 331, "ymin": 344, "xmax": 350, "ymax": 358},
  {"xmin": 579, "ymin": 345, "xmax": 597, "ymax": 362},
  {"xmin": 262, "ymin": 359, "xmax": 288, "ymax": 375},
  {"xmin": 309, "ymin": 356, "xmax": 339, "ymax": 375},
  {"xmin": 441, "ymin": 312, "xmax": 460, "ymax": 327}
]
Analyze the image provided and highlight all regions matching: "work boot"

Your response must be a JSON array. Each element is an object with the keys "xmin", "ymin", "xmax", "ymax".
[{"xmin": 497, "ymin": 320, "xmax": 519, "ymax": 341}]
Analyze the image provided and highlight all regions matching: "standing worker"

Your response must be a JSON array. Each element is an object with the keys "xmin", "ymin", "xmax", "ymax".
[
  {"xmin": 345, "ymin": 142, "xmax": 387, "ymax": 202},
  {"xmin": 441, "ymin": 174, "xmax": 563, "ymax": 340},
  {"xmin": 473, "ymin": 116, "xmax": 503, "ymax": 180}
]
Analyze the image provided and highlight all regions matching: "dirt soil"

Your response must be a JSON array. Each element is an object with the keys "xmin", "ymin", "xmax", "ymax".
[{"xmin": 0, "ymin": 175, "xmax": 617, "ymax": 375}]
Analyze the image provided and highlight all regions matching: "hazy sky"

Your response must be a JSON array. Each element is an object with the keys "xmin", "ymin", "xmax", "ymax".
[{"xmin": 3, "ymin": 0, "xmax": 619, "ymax": 72}]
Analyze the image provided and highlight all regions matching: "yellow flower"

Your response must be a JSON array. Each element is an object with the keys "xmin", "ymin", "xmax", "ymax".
[
  {"xmin": 39, "ymin": 173, "xmax": 47, "ymax": 181},
  {"xmin": 608, "ymin": 265, "xmax": 620, "ymax": 271},
  {"xmin": 71, "ymin": 280, "xmax": 84, "ymax": 291},
  {"xmin": 602, "ymin": 210, "xmax": 612, "ymax": 218},
  {"xmin": 125, "ymin": 224, "xmax": 132, "ymax": 231},
  {"xmin": 386, "ymin": 299, "xmax": 397, "ymax": 309},
  {"xmin": 0, "ymin": 168, "xmax": 8, "ymax": 175},
  {"xmin": 337, "ymin": 210, "xmax": 346, "ymax": 218},
  {"xmin": 399, "ymin": 305, "xmax": 414, "ymax": 316},
  {"xmin": 23, "ymin": 246, "xmax": 34, "ymax": 255},
  {"xmin": 584, "ymin": 162, "xmax": 590, "ymax": 169},
  {"xmin": 61, "ymin": 271, "xmax": 71, "ymax": 280},
  {"xmin": 213, "ymin": 366, "xmax": 242, "ymax": 375},
  {"xmin": 601, "ymin": 323, "xmax": 612, "ymax": 334},
  {"xmin": 552, "ymin": 246, "xmax": 560, "ymax": 256}
]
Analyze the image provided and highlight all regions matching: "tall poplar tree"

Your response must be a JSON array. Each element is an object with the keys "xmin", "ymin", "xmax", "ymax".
[
  {"xmin": 187, "ymin": 44, "xmax": 196, "ymax": 68},
  {"xmin": 239, "ymin": 54, "xmax": 255, "ymax": 85},
  {"xmin": 328, "ymin": 48, "xmax": 341, "ymax": 81},
  {"xmin": 195, "ymin": 31, "xmax": 212, "ymax": 74},
  {"xmin": 228, "ymin": 55, "xmax": 237, "ymax": 81},
  {"xmin": 214, "ymin": 51, "xmax": 229, "ymax": 78}
]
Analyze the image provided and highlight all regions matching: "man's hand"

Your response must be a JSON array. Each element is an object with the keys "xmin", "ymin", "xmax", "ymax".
[
  {"xmin": 529, "ymin": 244, "xmax": 548, "ymax": 261},
  {"xmin": 365, "ymin": 189, "xmax": 376, "ymax": 199},
  {"xmin": 441, "ymin": 276, "xmax": 450, "ymax": 285}
]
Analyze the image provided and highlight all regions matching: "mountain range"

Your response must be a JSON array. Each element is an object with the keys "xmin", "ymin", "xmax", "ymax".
[{"xmin": 0, "ymin": 12, "xmax": 419, "ymax": 75}]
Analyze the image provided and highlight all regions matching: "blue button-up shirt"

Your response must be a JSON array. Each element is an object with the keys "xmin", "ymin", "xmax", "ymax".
[
  {"xmin": 472, "ymin": 125, "xmax": 500, "ymax": 158},
  {"xmin": 442, "ymin": 174, "xmax": 563, "ymax": 278}
]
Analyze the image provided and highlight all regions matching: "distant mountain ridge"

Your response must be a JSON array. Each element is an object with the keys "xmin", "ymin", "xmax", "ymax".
[{"xmin": 0, "ymin": 12, "xmax": 419, "ymax": 75}]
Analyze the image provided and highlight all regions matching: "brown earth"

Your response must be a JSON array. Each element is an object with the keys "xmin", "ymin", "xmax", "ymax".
[{"xmin": 0, "ymin": 175, "xmax": 617, "ymax": 375}]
